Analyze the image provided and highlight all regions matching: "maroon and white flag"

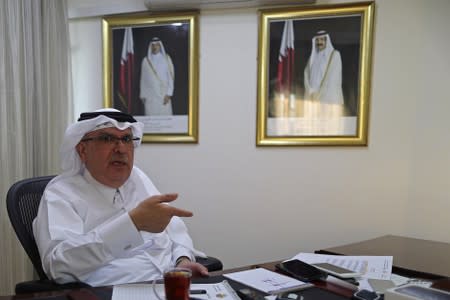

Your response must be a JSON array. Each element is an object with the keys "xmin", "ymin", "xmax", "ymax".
[
  {"xmin": 119, "ymin": 27, "xmax": 134, "ymax": 113},
  {"xmin": 276, "ymin": 20, "xmax": 295, "ymax": 97}
]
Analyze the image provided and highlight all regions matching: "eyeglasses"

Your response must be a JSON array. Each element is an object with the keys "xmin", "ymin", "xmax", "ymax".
[{"xmin": 81, "ymin": 134, "xmax": 140, "ymax": 147}]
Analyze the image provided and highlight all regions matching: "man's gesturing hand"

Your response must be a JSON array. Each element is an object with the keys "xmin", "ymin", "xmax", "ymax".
[{"xmin": 129, "ymin": 193, "xmax": 193, "ymax": 233}]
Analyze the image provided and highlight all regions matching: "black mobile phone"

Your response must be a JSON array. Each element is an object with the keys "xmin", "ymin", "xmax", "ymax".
[
  {"xmin": 352, "ymin": 289, "xmax": 381, "ymax": 300},
  {"xmin": 276, "ymin": 259, "xmax": 327, "ymax": 282}
]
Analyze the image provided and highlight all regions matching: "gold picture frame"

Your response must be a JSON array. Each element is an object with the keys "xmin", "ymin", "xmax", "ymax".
[
  {"xmin": 102, "ymin": 11, "xmax": 199, "ymax": 143},
  {"xmin": 256, "ymin": 2, "xmax": 375, "ymax": 146}
]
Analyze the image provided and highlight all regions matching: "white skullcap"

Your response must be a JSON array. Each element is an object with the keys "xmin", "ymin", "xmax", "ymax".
[{"xmin": 58, "ymin": 108, "xmax": 144, "ymax": 179}]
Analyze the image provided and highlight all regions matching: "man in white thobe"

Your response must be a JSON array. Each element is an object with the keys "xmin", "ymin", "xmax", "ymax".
[
  {"xmin": 304, "ymin": 30, "xmax": 345, "ymax": 119},
  {"xmin": 140, "ymin": 37, "xmax": 175, "ymax": 116},
  {"xmin": 33, "ymin": 109, "xmax": 208, "ymax": 287}
]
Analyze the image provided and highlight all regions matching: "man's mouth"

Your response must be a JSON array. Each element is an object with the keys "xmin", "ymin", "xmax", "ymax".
[
  {"xmin": 110, "ymin": 154, "xmax": 128, "ymax": 166},
  {"xmin": 111, "ymin": 160, "xmax": 127, "ymax": 166}
]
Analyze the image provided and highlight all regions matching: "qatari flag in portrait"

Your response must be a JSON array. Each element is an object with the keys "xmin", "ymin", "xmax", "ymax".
[
  {"xmin": 276, "ymin": 20, "xmax": 295, "ymax": 97},
  {"xmin": 119, "ymin": 27, "xmax": 134, "ymax": 113}
]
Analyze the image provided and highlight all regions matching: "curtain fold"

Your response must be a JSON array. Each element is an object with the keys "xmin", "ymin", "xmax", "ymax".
[{"xmin": 0, "ymin": 0, "xmax": 72, "ymax": 295}]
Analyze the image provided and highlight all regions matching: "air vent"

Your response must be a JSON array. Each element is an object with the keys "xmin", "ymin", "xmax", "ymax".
[{"xmin": 143, "ymin": 0, "xmax": 315, "ymax": 10}]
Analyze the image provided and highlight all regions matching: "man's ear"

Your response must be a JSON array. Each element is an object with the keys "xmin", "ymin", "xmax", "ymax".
[{"xmin": 76, "ymin": 142, "xmax": 87, "ymax": 163}]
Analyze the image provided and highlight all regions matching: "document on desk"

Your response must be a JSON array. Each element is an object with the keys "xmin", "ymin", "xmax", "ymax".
[
  {"xmin": 224, "ymin": 267, "xmax": 313, "ymax": 294},
  {"xmin": 111, "ymin": 280, "xmax": 240, "ymax": 300},
  {"xmin": 292, "ymin": 253, "xmax": 393, "ymax": 280}
]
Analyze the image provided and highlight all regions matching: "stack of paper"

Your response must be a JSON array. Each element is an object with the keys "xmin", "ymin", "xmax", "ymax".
[{"xmin": 224, "ymin": 268, "xmax": 313, "ymax": 295}]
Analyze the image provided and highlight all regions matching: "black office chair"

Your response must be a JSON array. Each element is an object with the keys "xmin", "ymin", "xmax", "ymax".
[{"xmin": 7, "ymin": 175, "xmax": 222, "ymax": 294}]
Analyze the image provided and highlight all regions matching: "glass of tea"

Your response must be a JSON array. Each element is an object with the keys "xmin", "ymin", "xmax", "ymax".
[{"xmin": 153, "ymin": 268, "xmax": 192, "ymax": 300}]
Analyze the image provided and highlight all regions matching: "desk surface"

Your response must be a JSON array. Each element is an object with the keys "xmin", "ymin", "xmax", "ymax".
[
  {"xmin": 0, "ymin": 261, "xmax": 355, "ymax": 300},
  {"xmin": 5, "ymin": 235, "xmax": 450, "ymax": 299},
  {"xmin": 316, "ymin": 235, "xmax": 450, "ymax": 279}
]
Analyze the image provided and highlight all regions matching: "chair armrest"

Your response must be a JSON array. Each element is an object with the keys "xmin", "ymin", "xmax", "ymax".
[
  {"xmin": 15, "ymin": 258, "xmax": 223, "ymax": 294},
  {"xmin": 15, "ymin": 279, "xmax": 91, "ymax": 294}
]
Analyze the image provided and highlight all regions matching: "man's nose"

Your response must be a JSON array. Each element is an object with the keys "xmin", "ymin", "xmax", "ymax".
[{"xmin": 112, "ymin": 139, "xmax": 129, "ymax": 151}]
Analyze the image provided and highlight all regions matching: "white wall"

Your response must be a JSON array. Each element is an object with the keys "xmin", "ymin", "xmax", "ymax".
[
  {"xmin": 404, "ymin": 0, "xmax": 450, "ymax": 241},
  {"xmin": 69, "ymin": 0, "xmax": 450, "ymax": 269}
]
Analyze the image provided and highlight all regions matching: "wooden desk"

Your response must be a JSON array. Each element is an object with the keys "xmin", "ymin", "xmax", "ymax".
[
  {"xmin": 316, "ymin": 235, "xmax": 450, "ymax": 279},
  {"xmin": 0, "ymin": 261, "xmax": 355, "ymax": 300},
  {"xmin": 4, "ymin": 236, "xmax": 449, "ymax": 299}
]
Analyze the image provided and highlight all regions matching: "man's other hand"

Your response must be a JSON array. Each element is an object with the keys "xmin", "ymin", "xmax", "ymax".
[
  {"xmin": 177, "ymin": 260, "xmax": 209, "ymax": 277},
  {"xmin": 129, "ymin": 193, "xmax": 193, "ymax": 233}
]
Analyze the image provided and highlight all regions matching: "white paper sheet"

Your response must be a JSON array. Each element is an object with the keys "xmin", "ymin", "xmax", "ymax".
[
  {"xmin": 112, "ymin": 283, "xmax": 154, "ymax": 300},
  {"xmin": 111, "ymin": 280, "xmax": 240, "ymax": 300}
]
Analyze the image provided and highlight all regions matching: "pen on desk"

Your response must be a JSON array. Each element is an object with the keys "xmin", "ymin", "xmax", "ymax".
[{"xmin": 190, "ymin": 289, "xmax": 207, "ymax": 294}]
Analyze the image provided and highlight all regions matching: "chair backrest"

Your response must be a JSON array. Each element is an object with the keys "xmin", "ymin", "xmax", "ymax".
[{"xmin": 6, "ymin": 175, "xmax": 56, "ymax": 281}]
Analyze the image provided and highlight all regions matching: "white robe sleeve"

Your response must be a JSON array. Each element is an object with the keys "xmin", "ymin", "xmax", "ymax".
[
  {"xmin": 33, "ymin": 188, "xmax": 144, "ymax": 284},
  {"xmin": 318, "ymin": 50, "xmax": 344, "ymax": 105},
  {"xmin": 166, "ymin": 55, "xmax": 174, "ymax": 97},
  {"xmin": 134, "ymin": 167, "xmax": 206, "ymax": 262}
]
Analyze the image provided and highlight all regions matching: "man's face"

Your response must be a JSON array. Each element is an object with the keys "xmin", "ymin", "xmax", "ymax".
[
  {"xmin": 315, "ymin": 35, "xmax": 327, "ymax": 52},
  {"xmin": 76, "ymin": 127, "xmax": 135, "ymax": 188},
  {"xmin": 151, "ymin": 42, "xmax": 161, "ymax": 54}
]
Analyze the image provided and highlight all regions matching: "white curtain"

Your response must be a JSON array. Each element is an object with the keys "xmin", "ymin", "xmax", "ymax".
[{"xmin": 0, "ymin": 0, "xmax": 72, "ymax": 295}]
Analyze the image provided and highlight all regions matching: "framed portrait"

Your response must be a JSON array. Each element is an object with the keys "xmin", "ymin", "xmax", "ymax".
[
  {"xmin": 256, "ymin": 2, "xmax": 375, "ymax": 146},
  {"xmin": 102, "ymin": 11, "xmax": 199, "ymax": 143}
]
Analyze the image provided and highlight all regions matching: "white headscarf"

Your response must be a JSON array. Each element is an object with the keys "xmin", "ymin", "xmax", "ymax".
[
  {"xmin": 56, "ymin": 108, "xmax": 143, "ymax": 182},
  {"xmin": 308, "ymin": 31, "xmax": 335, "ymax": 93},
  {"xmin": 148, "ymin": 37, "xmax": 167, "ymax": 58}
]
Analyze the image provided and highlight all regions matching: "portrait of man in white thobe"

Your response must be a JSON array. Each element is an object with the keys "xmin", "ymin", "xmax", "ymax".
[
  {"xmin": 303, "ymin": 30, "xmax": 345, "ymax": 119},
  {"xmin": 139, "ymin": 37, "xmax": 175, "ymax": 116}
]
